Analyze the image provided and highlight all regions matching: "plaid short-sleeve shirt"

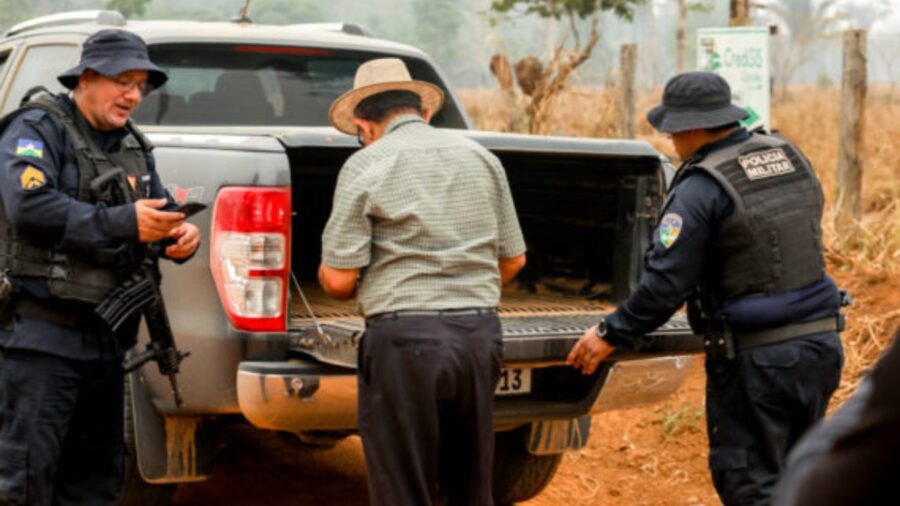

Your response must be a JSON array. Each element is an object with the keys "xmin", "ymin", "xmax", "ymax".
[{"xmin": 321, "ymin": 114, "xmax": 525, "ymax": 317}]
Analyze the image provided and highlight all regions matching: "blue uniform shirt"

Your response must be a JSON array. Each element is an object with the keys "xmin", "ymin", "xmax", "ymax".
[
  {"xmin": 0, "ymin": 94, "xmax": 173, "ymax": 360},
  {"xmin": 604, "ymin": 128, "xmax": 840, "ymax": 346}
]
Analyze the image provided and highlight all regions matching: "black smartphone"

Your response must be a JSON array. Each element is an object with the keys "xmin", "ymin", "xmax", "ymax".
[{"xmin": 171, "ymin": 201, "xmax": 208, "ymax": 218}]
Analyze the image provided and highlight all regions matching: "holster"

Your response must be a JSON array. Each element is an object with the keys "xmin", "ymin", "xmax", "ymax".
[
  {"xmin": 0, "ymin": 270, "xmax": 13, "ymax": 324},
  {"xmin": 699, "ymin": 317, "xmax": 736, "ymax": 361}
]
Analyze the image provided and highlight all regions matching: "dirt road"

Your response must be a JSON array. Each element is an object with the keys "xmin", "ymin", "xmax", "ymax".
[
  {"xmin": 173, "ymin": 429, "xmax": 370, "ymax": 505},
  {"xmin": 172, "ymin": 363, "xmax": 719, "ymax": 506}
]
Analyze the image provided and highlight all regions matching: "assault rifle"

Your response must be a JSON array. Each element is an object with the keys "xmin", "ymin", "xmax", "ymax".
[{"xmin": 91, "ymin": 168, "xmax": 190, "ymax": 407}]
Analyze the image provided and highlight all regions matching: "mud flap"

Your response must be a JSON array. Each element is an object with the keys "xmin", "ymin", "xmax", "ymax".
[
  {"xmin": 128, "ymin": 372, "xmax": 215, "ymax": 483},
  {"xmin": 526, "ymin": 416, "xmax": 592, "ymax": 456}
]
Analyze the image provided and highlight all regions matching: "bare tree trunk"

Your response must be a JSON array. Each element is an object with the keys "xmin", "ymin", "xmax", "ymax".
[
  {"xmin": 835, "ymin": 30, "xmax": 867, "ymax": 237},
  {"xmin": 647, "ymin": 1, "xmax": 659, "ymax": 86},
  {"xmin": 730, "ymin": 0, "xmax": 751, "ymax": 26},
  {"xmin": 619, "ymin": 44, "xmax": 637, "ymax": 139},
  {"xmin": 677, "ymin": 0, "xmax": 687, "ymax": 73}
]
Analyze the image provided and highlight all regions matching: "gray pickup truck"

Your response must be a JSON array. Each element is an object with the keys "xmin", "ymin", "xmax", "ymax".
[{"xmin": 0, "ymin": 10, "xmax": 702, "ymax": 505}]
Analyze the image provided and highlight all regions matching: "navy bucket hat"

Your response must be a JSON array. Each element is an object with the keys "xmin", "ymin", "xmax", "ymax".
[
  {"xmin": 647, "ymin": 72, "xmax": 749, "ymax": 133},
  {"xmin": 57, "ymin": 29, "xmax": 168, "ymax": 91}
]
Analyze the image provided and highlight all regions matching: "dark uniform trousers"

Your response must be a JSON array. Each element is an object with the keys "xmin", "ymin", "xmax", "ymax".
[
  {"xmin": 358, "ymin": 312, "xmax": 503, "ymax": 506},
  {"xmin": 704, "ymin": 331, "xmax": 843, "ymax": 506},
  {"xmin": 0, "ymin": 349, "xmax": 124, "ymax": 506}
]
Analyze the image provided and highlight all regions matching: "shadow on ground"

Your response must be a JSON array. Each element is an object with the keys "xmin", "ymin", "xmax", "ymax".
[{"xmin": 173, "ymin": 427, "xmax": 370, "ymax": 505}]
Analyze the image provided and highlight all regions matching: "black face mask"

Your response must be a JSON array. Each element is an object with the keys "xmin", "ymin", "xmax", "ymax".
[{"xmin": 356, "ymin": 126, "xmax": 366, "ymax": 147}]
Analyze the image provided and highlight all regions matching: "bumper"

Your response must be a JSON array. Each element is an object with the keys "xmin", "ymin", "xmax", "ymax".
[
  {"xmin": 591, "ymin": 355, "xmax": 694, "ymax": 413},
  {"xmin": 237, "ymin": 354, "xmax": 696, "ymax": 432}
]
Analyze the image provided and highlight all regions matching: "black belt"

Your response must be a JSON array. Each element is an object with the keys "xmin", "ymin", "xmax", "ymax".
[
  {"xmin": 732, "ymin": 315, "xmax": 844, "ymax": 349},
  {"xmin": 13, "ymin": 296, "xmax": 84, "ymax": 328},
  {"xmin": 366, "ymin": 307, "xmax": 496, "ymax": 324}
]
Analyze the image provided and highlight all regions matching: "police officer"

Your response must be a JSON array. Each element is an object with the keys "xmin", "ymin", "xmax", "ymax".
[
  {"xmin": 0, "ymin": 30, "xmax": 200, "ymax": 505},
  {"xmin": 567, "ymin": 72, "xmax": 844, "ymax": 506}
]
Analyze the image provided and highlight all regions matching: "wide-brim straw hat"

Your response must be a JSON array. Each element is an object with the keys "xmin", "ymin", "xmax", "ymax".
[{"xmin": 329, "ymin": 58, "xmax": 444, "ymax": 135}]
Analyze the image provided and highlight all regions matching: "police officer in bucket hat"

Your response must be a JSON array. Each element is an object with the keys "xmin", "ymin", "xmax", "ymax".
[
  {"xmin": 567, "ymin": 71, "xmax": 846, "ymax": 506},
  {"xmin": 0, "ymin": 29, "xmax": 199, "ymax": 505}
]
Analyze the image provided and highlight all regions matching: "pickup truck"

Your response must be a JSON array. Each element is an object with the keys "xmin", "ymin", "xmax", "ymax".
[{"xmin": 0, "ymin": 10, "xmax": 702, "ymax": 505}]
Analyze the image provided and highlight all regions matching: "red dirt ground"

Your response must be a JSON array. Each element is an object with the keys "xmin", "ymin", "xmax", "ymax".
[{"xmin": 173, "ymin": 273, "xmax": 896, "ymax": 506}]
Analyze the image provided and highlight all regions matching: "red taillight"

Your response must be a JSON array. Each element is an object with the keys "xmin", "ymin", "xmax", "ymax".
[{"xmin": 210, "ymin": 187, "xmax": 291, "ymax": 332}]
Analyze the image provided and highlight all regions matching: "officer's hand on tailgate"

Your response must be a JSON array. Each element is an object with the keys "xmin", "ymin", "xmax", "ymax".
[
  {"xmin": 135, "ymin": 198, "xmax": 184, "ymax": 242},
  {"xmin": 566, "ymin": 325, "xmax": 615, "ymax": 375},
  {"xmin": 164, "ymin": 223, "xmax": 200, "ymax": 259}
]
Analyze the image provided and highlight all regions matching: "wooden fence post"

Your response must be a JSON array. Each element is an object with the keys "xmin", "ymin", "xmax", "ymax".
[
  {"xmin": 677, "ymin": 0, "xmax": 687, "ymax": 72},
  {"xmin": 730, "ymin": 0, "xmax": 751, "ymax": 26},
  {"xmin": 619, "ymin": 43, "xmax": 637, "ymax": 139},
  {"xmin": 836, "ymin": 29, "xmax": 867, "ymax": 236}
]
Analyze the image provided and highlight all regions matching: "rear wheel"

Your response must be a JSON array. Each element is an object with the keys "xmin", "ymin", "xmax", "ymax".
[
  {"xmin": 492, "ymin": 426, "xmax": 564, "ymax": 505},
  {"xmin": 117, "ymin": 378, "xmax": 177, "ymax": 506}
]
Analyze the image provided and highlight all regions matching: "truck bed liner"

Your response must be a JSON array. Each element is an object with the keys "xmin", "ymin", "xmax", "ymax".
[
  {"xmin": 288, "ymin": 284, "xmax": 699, "ymax": 367},
  {"xmin": 289, "ymin": 283, "xmax": 612, "ymax": 325}
]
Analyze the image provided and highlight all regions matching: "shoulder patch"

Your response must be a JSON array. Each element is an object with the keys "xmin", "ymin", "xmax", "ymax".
[
  {"xmin": 20, "ymin": 165, "xmax": 46, "ymax": 190},
  {"xmin": 737, "ymin": 147, "xmax": 796, "ymax": 180},
  {"xmin": 659, "ymin": 213, "xmax": 683, "ymax": 249},
  {"xmin": 16, "ymin": 138, "xmax": 44, "ymax": 159}
]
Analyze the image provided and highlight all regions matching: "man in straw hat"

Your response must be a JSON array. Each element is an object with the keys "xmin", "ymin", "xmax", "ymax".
[
  {"xmin": 567, "ymin": 71, "xmax": 845, "ymax": 505},
  {"xmin": 320, "ymin": 57, "xmax": 526, "ymax": 505},
  {"xmin": 0, "ymin": 29, "xmax": 199, "ymax": 505}
]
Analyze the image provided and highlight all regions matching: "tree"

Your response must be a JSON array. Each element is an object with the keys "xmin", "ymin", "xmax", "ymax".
[
  {"xmin": 763, "ymin": 0, "xmax": 845, "ymax": 98},
  {"xmin": 487, "ymin": 0, "xmax": 644, "ymax": 134},
  {"xmin": 250, "ymin": 0, "xmax": 323, "ymax": 24},
  {"xmin": 0, "ymin": 0, "xmax": 35, "ymax": 31},
  {"xmin": 412, "ymin": 0, "xmax": 464, "ymax": 71},
  {"xmin": 676, "ymin": 0, "xmax": 712, "ymax": 73},
  {"xmin": 107, "ymin": 0, "xmax": 153, "ymax": 18}
]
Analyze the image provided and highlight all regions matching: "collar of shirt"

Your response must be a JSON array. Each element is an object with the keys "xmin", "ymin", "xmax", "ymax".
[
  {"xmin": 384, "ymin": 113, "xmax": 425, "ymax": 136},
  {"xmin": 691, "ymin": 127, "xmax": 751, "ymax": 163},
  {"xmin": 58, "ymin": 94, "xmax": 129, "ymax": 152}
]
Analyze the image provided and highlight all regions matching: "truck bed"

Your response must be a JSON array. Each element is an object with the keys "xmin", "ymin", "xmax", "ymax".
[
  {"xmin": 289, "ymin": 283, "xmax": 612, "ymax": 323},
  {"xmin": 288, "ymin": 283, "xmax": 699, "ymax": 367}
]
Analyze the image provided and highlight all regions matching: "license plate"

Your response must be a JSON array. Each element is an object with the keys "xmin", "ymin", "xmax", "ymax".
[{"xmin": 495, "ymin": 368, "xmax": 531, "ymax": 396}]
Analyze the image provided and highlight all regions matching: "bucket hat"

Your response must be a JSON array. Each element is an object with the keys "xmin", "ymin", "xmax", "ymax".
[
  {"xmin": 329, "ymin": 58, "xmax": 444, "ymax": 135},
  {"xmin": 647, "ymin": 71, "xmax": 749, "ymax": 133},
  {"xmin": 57, "ymin": 29, "xmax": 168, "ymax": 91}
]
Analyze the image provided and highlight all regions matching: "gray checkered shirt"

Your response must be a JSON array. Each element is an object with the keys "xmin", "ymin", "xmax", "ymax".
[{"xmin": 321, "ymin": 114, "xmax": 526, "ymax": 317}]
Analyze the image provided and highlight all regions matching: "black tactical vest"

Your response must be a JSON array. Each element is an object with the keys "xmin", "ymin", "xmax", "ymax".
[
  {"xmin": 675, "ymin": 131, "xmax": 825, "ymax": 302},
  {"xmin": 0, "ymin": 93, "xmax": 152, "ymax": 304}
]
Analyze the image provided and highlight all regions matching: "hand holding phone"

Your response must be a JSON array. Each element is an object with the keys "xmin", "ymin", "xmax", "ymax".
[{"xmin": 171, "ymin": 201, "xmax": 208, "ymax": 218}]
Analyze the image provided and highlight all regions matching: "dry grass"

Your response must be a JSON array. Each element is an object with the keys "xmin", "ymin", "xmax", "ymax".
[{"xmin": 459, "ymin": 85, "xmax": 900, "ymax": 403}]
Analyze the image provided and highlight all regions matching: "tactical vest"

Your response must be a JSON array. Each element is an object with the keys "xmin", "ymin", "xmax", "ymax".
[
  {"xmin": 675, "ymin": 131, "xmax": 825, "ymax": 303},
  {"xmin": 0, "ymin": 93, "xmax": 152, "ymax": 304}
]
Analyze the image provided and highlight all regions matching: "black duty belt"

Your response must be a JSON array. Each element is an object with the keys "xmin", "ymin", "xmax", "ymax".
[
  {"xmin": 732, "ymin": 315, "xmax": 844, "ymax": 350},
  {"xmin": 14, "ymin": 296, "xmax": 84, "ymax": 328},
  {"xmin": 366, "ymin": 307, "xmax": 497, "ymax": 324}
]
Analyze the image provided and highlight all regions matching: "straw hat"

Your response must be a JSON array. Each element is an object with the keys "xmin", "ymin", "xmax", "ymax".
[{"xmin": 329, "ymin": 58, "xmax": 445, "ymax": 135}]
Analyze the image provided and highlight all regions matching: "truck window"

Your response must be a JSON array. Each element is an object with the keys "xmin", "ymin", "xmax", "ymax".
[
  {"xmin": 2, "ymin": 44, "xmax": 78, "ymax": 115},
  {"xmin": 134, "ymin": 43, "xmax": 467, "ymax": 129},
  {"xmin": 0, "ymin": 51, "xmax": 10, "ymax": 78}
]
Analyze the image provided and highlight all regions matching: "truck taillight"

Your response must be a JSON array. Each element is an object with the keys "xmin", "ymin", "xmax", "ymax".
[{"xmin": 210, "ymin": 187, "xmax": 290, "ymax": 332}]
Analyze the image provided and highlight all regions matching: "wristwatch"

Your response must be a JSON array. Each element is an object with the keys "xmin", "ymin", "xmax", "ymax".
[{"xmin": 594, "ymin": 318, "xmax": 608, "ymax": 340}]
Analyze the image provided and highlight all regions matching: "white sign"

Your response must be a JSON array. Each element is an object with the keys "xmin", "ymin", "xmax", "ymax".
[{"xmin": 697, "ymin": 27, "xmax": 770, "ymax": 132}]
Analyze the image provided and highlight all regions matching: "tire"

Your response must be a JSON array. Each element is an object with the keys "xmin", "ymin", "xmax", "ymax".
[
  {"xmin": 117, "ymin": 377, "xmax": 177, "ymax": 506},
  {"xmin": 492, "ymin": 426, "xmax": 564, "ymax": 505}
]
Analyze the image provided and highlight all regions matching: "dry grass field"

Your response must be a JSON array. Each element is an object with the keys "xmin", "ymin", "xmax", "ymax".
[{"xmin": 459, "ymin": 85, "xmax": 900, "ymax": 505}]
